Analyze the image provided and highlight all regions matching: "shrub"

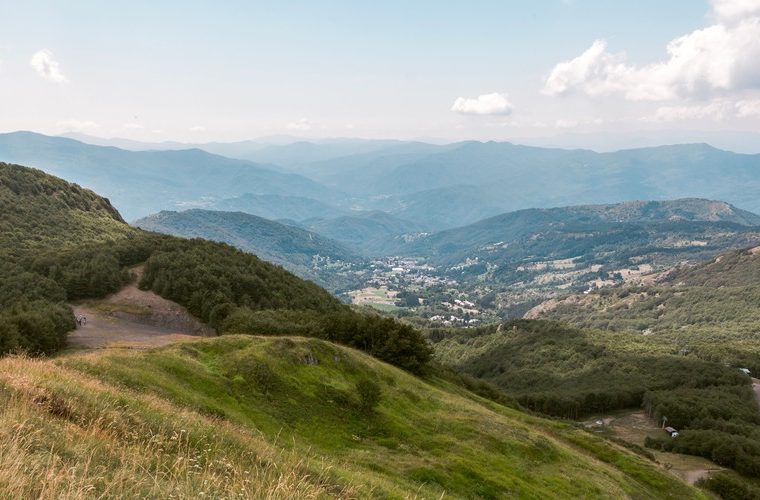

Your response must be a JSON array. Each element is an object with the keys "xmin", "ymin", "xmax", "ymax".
[{"xmin": 356, "ymin": 379, "xmax": 382, "ymax": 414}]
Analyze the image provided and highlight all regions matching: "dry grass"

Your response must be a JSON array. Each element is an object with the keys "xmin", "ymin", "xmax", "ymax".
[{"xmin": 0, "ymin": 355, "xmax": 354, "ymax": 499}]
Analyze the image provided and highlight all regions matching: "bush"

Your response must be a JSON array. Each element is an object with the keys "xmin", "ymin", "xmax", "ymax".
[
  {"xmin": 697, "ymin": 471, "xmax": 760, "ymax": 500},
  {"xmin": 356, "ymin": 379, "xmax": 382, "ymax": 414}
]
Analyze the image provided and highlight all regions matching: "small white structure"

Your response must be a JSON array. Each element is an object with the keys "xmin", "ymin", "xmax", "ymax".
[
  {"xmin": 739, "ymin": 368, "xmax": 752, "ymax": 376},
  {"xmin": 664, "ymin": 426, "xmax": 679, "ymax": 438}
]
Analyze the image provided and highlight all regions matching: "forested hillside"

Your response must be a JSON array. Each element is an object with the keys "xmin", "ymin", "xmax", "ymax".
[
  {"xmin": 298, "ymin": 210, "xmax": 424, "ymax": 253},
  {"xmin": 0, "ymin": 163, "xmax": 430, "ymax": 373},
  {"xmin": 133, "ymin": 209, "xmax": 356, "ymax": 289},
  {"xmin": 0, "ymin": 162, "xmax": 131, "ymax": 258},
  {"xmin": 0, "ymin": 162, "xmax": 135, "ymax": 353}
]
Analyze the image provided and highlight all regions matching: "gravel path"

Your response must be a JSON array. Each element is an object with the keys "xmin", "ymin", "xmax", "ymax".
[{"xmin": 67, "ymin": 268, "xmax": 213, "ymax": 349}]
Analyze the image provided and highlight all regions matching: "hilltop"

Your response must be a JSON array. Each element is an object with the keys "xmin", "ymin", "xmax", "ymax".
[
  {"xmin": 0, "ymin": 335, "xmax": 705, "ymax": 498},
  {"xmin": 0, "ymin": 162, "xmax": 132, "ymax": 260},
  {"xmin": 397, "ymin": 198, "xmax": 760, "ymax": 263}
]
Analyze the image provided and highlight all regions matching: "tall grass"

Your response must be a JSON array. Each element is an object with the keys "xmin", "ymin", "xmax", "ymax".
[{"xmin": 0, "ymin": 355, "xmax": 353, "ymax": 499}]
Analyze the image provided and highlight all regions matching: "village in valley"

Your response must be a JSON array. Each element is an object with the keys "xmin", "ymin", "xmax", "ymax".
[{"xmin": 311, "ymin": 251, "xmax": 663, "ymax": 327}]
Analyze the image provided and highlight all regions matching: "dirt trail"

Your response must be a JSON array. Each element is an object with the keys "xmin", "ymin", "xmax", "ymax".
[
  {"xmin": 584, "ymin": 410, "xmax": 723, "ymax": 485},
  {"xmin": 67, "ymin": 267, "xmax": 213, "ymax": 350}
]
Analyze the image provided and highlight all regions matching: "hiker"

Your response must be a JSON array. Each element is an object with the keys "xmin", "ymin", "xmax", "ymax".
[{"xmin": 76, "ymin": 315, "xmax": 87, "ymax": 327}]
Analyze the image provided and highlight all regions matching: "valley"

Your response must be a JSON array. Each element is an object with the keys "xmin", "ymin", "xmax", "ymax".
[{"xmin": 127, "ymin": 194, "xmax": 760, "ymax": 328}]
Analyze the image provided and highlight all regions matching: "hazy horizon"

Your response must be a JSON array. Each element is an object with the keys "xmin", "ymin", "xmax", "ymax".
[
  {"xmin": 2, "ymin": 0, "xmax": 760, "ymax": 151},
  {"xmin": 4, "ymin": 128, "xmax": 760, "ymax": 156}
]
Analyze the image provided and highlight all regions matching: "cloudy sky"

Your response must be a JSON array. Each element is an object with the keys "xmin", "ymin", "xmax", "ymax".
[{"xmin": 1, "ymin": 0, "xmax": 759, "ymax": 150}]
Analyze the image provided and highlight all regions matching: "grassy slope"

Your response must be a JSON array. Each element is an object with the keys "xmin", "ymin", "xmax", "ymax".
[{"xmin": 0, "ymin": 335, "xmax": 704, "ymax": 498}]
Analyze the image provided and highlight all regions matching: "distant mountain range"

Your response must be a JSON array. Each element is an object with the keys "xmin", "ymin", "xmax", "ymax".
[
  {"xmin": 0, "ymin": 132, "xmax": 340, "ymax": 220},
  {"xmin": 6, "ymin": 131, "xmax": 760, "ymax": 230}
]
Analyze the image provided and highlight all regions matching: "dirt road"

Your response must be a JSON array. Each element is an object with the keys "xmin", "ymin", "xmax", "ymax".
[
  {"xmin": 584, "ymin": 410, "xmax": 723, "ymax": 485},
  {"xmin": 67, "ymin": 268, "xmax": 213, "ymax": 350}
]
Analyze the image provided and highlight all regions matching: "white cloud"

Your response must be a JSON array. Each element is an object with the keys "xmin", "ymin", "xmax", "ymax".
[
  {"xmin": 286, "ymin": 118, "xmax": 313, "ymax": 130},
  {"xmin": 711, "ymin": 0, "xmax": 760, "ymax": 24},
  {"xmin": 543, "ymin": 40, "xmax": 629, "ymax": 97},
  {"xmin": 451, "ymin": 93, "xmax": 513, "ymax": 115},
  {"xmin": 544, "ymin": 1, "xmax": 760, "ymax": 101},
  {"xmin": 736, "ymin": 98, "xmax": 760, "ymax": 117},
  {"xmin": 190, "ymin": 125, "xmax": 206, "ymax": 132},
  {"xmin": 57, "ymin": 119, "xmax": 99, "ymax": 132},
  {"xmin": 123, "ymin": 122, "xmax": 144, "ymax": 130},
  {"xmin": 30, "ymin": 49, "xmax": 67, "ymax": 83}
]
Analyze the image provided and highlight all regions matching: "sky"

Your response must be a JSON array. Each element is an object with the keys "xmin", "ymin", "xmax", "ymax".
[{"xmin": 1, "ymin": 0, "xmax": 760, "ymax": 150}]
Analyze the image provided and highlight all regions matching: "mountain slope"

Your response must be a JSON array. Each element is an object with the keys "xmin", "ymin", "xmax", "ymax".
[
  {"xmin": 0, "ymin": 335, "xmax": 705, "ymax": 498},
  {"xmin": 213, "ymin": 193, "xmax": 347, "ymax": 221},
  {"xmin": 400, "ymin": 199, "xmax": 760, "ymax": 262},
  {"xmin": 0, "ymin": 162, "xmax": 138, "ymax": 354},
  {"xmin": 509, "ymin": 245, "xmax": 760, "ymax": 486},
  {"xmin": 299, "ymin": 211, "xmax": 424, "ymax": 254},
  {"xmin": 0, "ymin": 132, "xmax": 338, "ymax": 220},
  {"xmin": 535, "ymin": 243, "xmax": 760, "ymax": 342},
  {"xmin": 133, "ymin": 209, "xmax": 356, "ymax": 284},
  {"xmin": 363, "ymin": 141, "xmax": 760, "ymax": 218}
]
